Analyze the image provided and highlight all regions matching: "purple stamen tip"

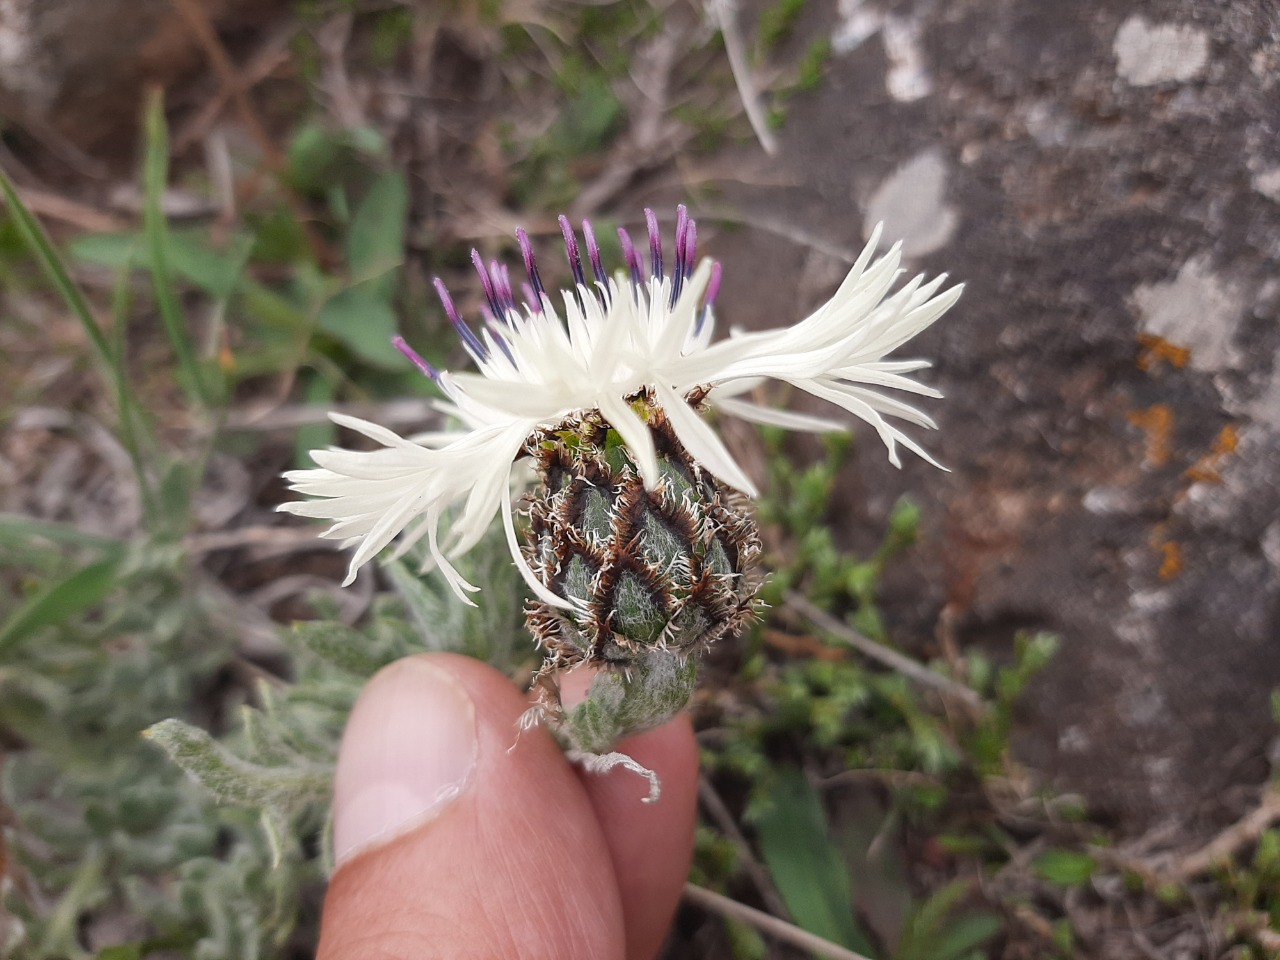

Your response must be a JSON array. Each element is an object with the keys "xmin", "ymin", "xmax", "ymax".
[
  {"xmin": 433, "ymin": 277, "xmax": 461, "ymax": 323},
  {"xmin": 582, "ymin": 218, "xmax": 606, "ymax": 284},
  {"xmin": 682, "ymin": 220, "xmax": 697, "ymax": 278},
  {"xmin": 471, "ymin": 249, "xmax": 501, "ymax": 316},
  {"xmin": 618, "ymin": 227, "xmax": 643, "ymax": 288},
  {"xmin": 644, "ymin": 207, "xmax": 663, "ymax": 282},
  {"xmin": 705, "ymin": 261, "xmax": 723, "ymax": 307},
  {"xmin": 516, "ymin": 227, "xmax": 536, "ymax": 273},
  {"xmin": 521, "ymin": 281, "xmax": 541, "ymax": 313},
  {"xmin": 516, "ymin": 226, "xmax": 545, "ymax": 301},
  {"xmin": 488, "ymin": 259, "xmax": 514, "ymax": 317},
  {"xmin": 393, "ymin": 335, "xmax": 439, "ymax": 380},
  {"xmin": 497, "ymin": 262, "xmax": 517, "ymax": 312},
  {"xmin": 558, "ymin": 214, "xmax": 587, "ymax": 290}
]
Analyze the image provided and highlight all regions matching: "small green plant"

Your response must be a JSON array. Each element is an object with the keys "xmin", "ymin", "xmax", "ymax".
[{"xmin": 693, "ymin": 433, "xmax": 1021, "ymax": 958}]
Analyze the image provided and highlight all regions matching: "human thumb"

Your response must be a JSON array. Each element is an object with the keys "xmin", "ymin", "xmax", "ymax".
[{"xmin": 317, "ymin": 653, "xmax": 627, "ymax": 960}]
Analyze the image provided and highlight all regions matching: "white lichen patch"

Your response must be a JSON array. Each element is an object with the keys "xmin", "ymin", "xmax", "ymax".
[
  {"xmin": 1113, "ymin": 16, "xmax": 1210, "ymax": 87},
  {"xmin": 0, "ymin": 0, "xmax": 53, "ymax": 105},
  {"xmin": 881, "ymin": 17, "xmax": 933, "ymax": 102},
  {"xmin": 1252, "ymin": 166, "xmax": 1280, "ymax": 203},
  {"xmin": 1130, "ymin": 256, "xmax": 1243, "ymax": 373},
  {"xmin": 1262, "ymin": 520, "xmax": 1280, "ymax": 570},
  {"xmin": 832, "ymin": 0, "xmax": 933, "ymax": 103},
  {"xmin": 863, "ymin": 148, "xmax": 958, "ymax": 258},
  {"xmin": 832, "ymin": 0, "xmax": 883, "ymax": 54}
]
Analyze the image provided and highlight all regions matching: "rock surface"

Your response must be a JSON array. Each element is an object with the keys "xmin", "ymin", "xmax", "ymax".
[{"xmin": 714, "ymin": 0, "xmax": 1280, "ymax": 834}]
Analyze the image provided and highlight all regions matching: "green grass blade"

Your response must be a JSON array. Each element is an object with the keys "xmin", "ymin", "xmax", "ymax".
[
  {"xmin": 0, "ymin": 167, "xmax": 113, "ymax": 367},
  {"xmin": 754, "ymin": 767, "xmax": 878, "ymax": 955},
  {"xmin": 108, "ymin": 236, "xmax": 160, "ymax": 517},
  {"xmin": 0, "ymin": 171, "xmax": 160, "ymax": 503},
  {"xmin": 0, "ymin": 551, "xmax": 126, "ymax": 655},
  {"xmin": 143, "ymin": 90, "xmax": 213, "ymax": 408},
  {"xmin": 0, "ymin": 514, "xmax": 121, "ymax": 551}
]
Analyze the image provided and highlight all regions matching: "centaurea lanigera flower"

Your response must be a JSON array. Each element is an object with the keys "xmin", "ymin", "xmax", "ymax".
[{"xmin": 281, "ymin": 206, "xmax": 961, "ymax": 798}]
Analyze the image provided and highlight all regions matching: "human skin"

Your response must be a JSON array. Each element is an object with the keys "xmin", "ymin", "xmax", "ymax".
[{"xmin": 317, "ymin": 653, "xmax": 699, "ymax": 960}]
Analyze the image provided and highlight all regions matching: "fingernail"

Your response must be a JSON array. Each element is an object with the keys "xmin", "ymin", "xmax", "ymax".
[{"xmin": 332, "ymin": 658, "xmax": 477, "ymax": 866}]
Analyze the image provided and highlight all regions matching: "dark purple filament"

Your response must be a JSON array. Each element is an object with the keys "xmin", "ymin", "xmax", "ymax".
[{"xmin": 433, "ymin": 277, "xmax": 487, "ymax": 360}]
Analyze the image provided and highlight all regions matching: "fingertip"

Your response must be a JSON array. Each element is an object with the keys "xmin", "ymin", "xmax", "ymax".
[
  {"xmin": 320, "ymin": 653, "xmax": 626, "ymax": 960},
  {"xmin": 578, "ymin": 713, "xmax": 700, "ymax": 960}
]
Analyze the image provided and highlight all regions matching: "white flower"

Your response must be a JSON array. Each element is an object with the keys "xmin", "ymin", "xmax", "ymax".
[{"xmin": 279, "ymin": 207, "xmax": 961, "ymax": 607}]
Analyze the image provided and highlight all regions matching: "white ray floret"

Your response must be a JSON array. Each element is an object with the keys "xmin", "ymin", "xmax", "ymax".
[{"xmin": 279, "ymin": 207, "xmax": 962, "ymax": 604}]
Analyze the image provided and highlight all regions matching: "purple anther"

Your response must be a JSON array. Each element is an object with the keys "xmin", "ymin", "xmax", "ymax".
[
  {"xmin": 581, "ymin": 218, "xmax": 607, "ymax": 285},
  {"xmin": 393, "ymin": 335, "xmax": 440, "ymax": 381},
  {"xmin": 696, "ymin": 260, "xmax": 722, "ymax": 334},
  {"xmin": 674, "ymin": 205, "xmax": 690, "ymax": 275},
  {"xmin": 521, "ymin": 281, "xmax": 542, "ymax": 314},
  {"xmin": 644, "ymin": 207, "xmax": 664, "ymax": 282},
  {"xmin": 434, "ymin": 277, "xmax": 487, "ymax": 360},
  {"xmin": 682, "ymin": 219, "xmax": 697, "ymax": 279},
  {"xmin": 488, "ymin": 260, "xmax": 515, "ymax": 318},
  {"xmin": 471, "ymin": 249, "xmax": 503, "ymax": 319},
  {"xmin": 497, "ymin": 262, "xmax": 517, "ymax": 313},
  {"xmin": 705, "ymin": 260, "xmax": 722, "ymax": 307},
  {"xmin": 558, "ymin": 215, "xmax": 588, "ymax": 291},
  {"xmin": 516, "ymin": 227, "xmax": 546, "ymax": 303},
  {"xmin": 481, "ymin": 309, "xmax": 516, "ymax": 363},
  {"xmin": 617, "ymin": 227, "xmax": 643, "ymax": 289},
  {"xmin": 671, "ymin": 206, "xmax": 692, "ymax": 305}
]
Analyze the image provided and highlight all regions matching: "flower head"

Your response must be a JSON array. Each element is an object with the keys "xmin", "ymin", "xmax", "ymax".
[{"xmin": 279, "ymin": 206, "xmax": 961, "ymax": 609}]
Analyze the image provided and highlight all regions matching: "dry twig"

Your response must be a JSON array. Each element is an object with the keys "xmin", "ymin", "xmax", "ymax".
[
  {"xmin": 698, "ymin": 775, "xmax": 791, "ymax": 918},
  {"xmin": 683, "ymin": 882, "xmax": 872, "ymax": 960},
  {"xmin": 1110, "ymin": 786, "xmax": 1280, "ymax": 883},
  {"xmin": 5, "ymin": 186, "xmax": 126, "ymax": 233},
  {"xmin": 705, "ymin": 0, "xmax": 778, "ymax": 156},
  {"xmin": 167, "ymin": 0, "xmax": 334, "ymax": 266},
  {"xmin": 784, "ymin": 591, "xmax": 988, "ymax": 712},
  {"xmin": 172, "ymin": 20, "xmax": 298, "ymax": 153},
  {"xmin": 223, "ymin": 398, "xmax": 440, "ymax": 432}
]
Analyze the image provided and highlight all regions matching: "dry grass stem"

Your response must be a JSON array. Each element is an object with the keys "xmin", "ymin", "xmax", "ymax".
[
  {"xmin": 168, "ymin": 0, "xmax": 334, "ymax": 266},
  {"xmin": 698, "ymin": 775, "xmax": 791, "ymax": 918},
  {"xmin": 172, "ymin": 20, "xmax": 298, "ymax": 153},
  {"xmin": 224, "ymin": 398, "xmax": 440, "ymax": 432},
  {"xmin": 5, "ymin": 186, "xmax": 126, "ymax": 233},
  {"xmin": 784, "ymin": 591, "xmax": 987, "ymax": 712},
  {"xmin": 705, "ymin": 0, "xmax": 778, "ymax": 156},
  {"xmin": 1110, "ymin": 786, "xmax": 1280, "ymax": 883},
  {"xmin": 683, "ymin": 882, "xmax": 874, "ymax": 960}
]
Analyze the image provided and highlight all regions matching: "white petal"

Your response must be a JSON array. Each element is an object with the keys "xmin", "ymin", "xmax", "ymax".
[
  {"xmin": 655, "ymin": 382, "xmax": 758, "ymax": 497},
  {"xmin": 598, "ymin": 393, "xmax": 660, "ymax": 489},
  {"xmin": 501, "ymin": 476, "xmax": 573, "ymax": 609},
  {"xmin": 711, "ymin": 394, "xmax": 846, "ymax": 432}
]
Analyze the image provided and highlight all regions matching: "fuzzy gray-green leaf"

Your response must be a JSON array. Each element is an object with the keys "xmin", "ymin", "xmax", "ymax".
[
  {"xmin": 285, "ymin": 619, "xmax": 389, "ymax": 676},
  {"xmin": 143, "ymin": 719, "xmax": 328, "ymax": 810}
]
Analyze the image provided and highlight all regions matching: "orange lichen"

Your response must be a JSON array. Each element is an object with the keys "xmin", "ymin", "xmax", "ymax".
[
  {"xmin": 1136, "ymin": 333, "xmax": 1192, "ymax": 371},
  {"xmin": 1184, "ymin": 424, "xmax": 1239, "ymax": 484},
  {"xmin": 1157, "ymin": 538, "xmax": 1182, "ymax": 580},
  {"xmin": 1126, "ymin": 403, "xmax": 1175, "ymax": 467}
]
